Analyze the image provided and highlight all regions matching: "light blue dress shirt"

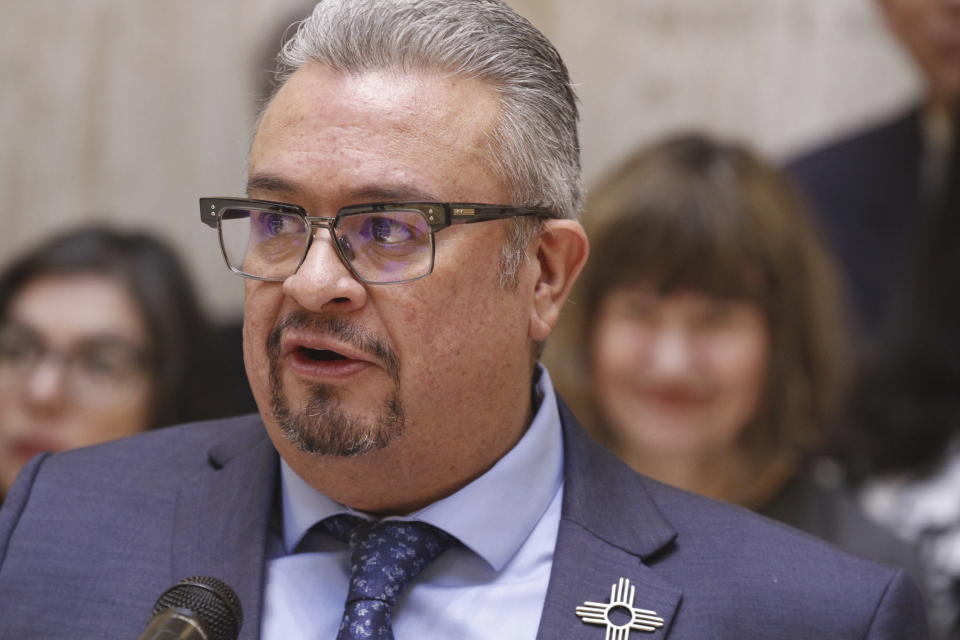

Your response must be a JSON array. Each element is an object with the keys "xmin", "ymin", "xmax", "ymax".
[{"xmin": 261, "ymin": 367, "xmax": 565, "ymax": 639}]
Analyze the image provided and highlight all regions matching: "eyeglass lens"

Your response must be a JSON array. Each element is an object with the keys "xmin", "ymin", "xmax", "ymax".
[
  {"xmin": 219, "ymin": 208, "xmax": 434, "ymax": 283},
  {"xmin": 0, "ymin": 324, "xmax": 149, "ymax": 403}
]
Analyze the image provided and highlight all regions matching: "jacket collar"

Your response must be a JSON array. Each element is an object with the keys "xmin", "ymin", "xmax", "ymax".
[
  {"xmin": 557, "ymin": 399, "xmax": 676, "ymax": 557},
  {"xmin": 535, "ymin": 400, "xmax": 683, "ymax": 639}
]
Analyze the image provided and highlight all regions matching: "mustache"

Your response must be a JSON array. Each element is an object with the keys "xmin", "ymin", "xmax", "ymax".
[{"xmin": 266, "ymin": 310, "xmax": 400, "ymax": 383}]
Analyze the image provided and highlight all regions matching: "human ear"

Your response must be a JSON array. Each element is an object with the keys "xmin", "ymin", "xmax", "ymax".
[{"xmin": 528, "ymin": 220, "xmax": 589, "ymax": 342}]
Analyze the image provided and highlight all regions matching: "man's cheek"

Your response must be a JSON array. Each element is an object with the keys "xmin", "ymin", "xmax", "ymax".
[{"xmin": 242, "ymin": 289, "xmax": 283, "ymax": 395}]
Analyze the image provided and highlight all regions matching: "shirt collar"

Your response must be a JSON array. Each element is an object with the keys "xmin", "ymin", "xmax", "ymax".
[{"xmin": 278, "ymin": 365, "xmax": 565, "ymax": 572}]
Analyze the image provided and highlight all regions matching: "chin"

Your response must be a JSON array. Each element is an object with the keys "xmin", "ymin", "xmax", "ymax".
[{"xmin": 621, "ymin": 414, "xmax": 708, "ymax": 446}]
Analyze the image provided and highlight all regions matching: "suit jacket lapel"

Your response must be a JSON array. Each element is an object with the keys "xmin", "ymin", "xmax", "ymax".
[
  {"xmin": 171, "ymin": 417, "xmax": 277, "ymax": 640},
  {"xmin": 537, "ymin": 401, "xmax": 683, "ymax": 639}
]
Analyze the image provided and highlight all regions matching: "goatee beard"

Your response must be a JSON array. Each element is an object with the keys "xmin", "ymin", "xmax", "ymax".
[{"xmin": 267, "ymin": 311, "xmax": 405, "ymax": 457}]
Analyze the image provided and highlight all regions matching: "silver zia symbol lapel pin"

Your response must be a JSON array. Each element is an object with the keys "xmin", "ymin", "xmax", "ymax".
[{"xmin": 575, "ymin": 577, "xmax": 665, "ymax": 638}]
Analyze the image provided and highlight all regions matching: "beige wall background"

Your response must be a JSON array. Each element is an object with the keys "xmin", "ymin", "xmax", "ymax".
[{"xmin": 1, "ymin": 0, "xmax": 920, "ymax": 319}]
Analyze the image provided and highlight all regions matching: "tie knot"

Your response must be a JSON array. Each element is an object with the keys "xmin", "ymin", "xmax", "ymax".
[{"xmin": 322, "ymin": 515, "xmax": 454, "ymax": 608}]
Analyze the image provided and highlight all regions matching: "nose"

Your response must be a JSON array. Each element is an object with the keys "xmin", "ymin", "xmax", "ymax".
[
  {"xmin": 282, "ymin": 227, "xmax": 369, "ymax": 313},
  {"xmin": 647, "ymin": 325, "xmax": 696, "ymax": 379},
  {"xmin": 23, "ymin": 359, "xmax": 69, "ymax": 413}
]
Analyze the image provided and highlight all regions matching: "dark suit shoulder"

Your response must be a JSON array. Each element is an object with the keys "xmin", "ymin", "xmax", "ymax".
[
  {"xmin": 560, "ymin": 403, "xmax": 920, "ymax": 596},
  {"xmin": 636, "ymin": 478, "xmax": 927, "ymax": 638},
  {"xmin": 786, "ymin": 107, "xmax": 923, "ymax": 182},
  {"xmin": 556, "ymin": 431, "xmax": 928, "ymax": 638},
  {"xmin": 642, "ymin": 474, "xmax": 886, "ymax": 571},
  {"xmin": 760, "ymin": 462, "xmax": 924, "ymax": 582},
  {"xmin": 0, "ymin": 413, "xmax": 267, "ymax": 555},
  {"xmin": 780, "ymin": 107, "xmax": 925, "ymax": 330},
  {"xmin": 0, "ymin": 414, "xmax": 271, "ymax": 640},
  {"xmin": 35, "ymin": 413, "xmax": 264, "ymax": 480}
]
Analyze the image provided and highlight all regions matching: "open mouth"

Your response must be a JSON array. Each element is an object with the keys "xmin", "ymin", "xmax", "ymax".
[{"xmin": 299, "ymin": 347, "xmax": 348, "ymax": 362}]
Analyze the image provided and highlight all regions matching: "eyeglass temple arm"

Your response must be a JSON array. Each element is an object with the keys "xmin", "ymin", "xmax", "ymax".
[{"xmin": 448, "ymin": 205, "xmax": 554, "ymax": 225}]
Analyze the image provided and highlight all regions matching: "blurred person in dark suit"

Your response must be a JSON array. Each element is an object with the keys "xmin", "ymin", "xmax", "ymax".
[
  {"xmin": 786, "ymin": 0, "xmax": 959, "ymax": 339},
  {"xmin": 842, "ymin": 110, "xmax": 960, "ymax": 639},
  {"xmin": 0, "ymin": 225, "xmax": 240, "ymax": 498},
  {"xmin": 548, "ymin": 132, "xmax": 923, "ymax": 586}
]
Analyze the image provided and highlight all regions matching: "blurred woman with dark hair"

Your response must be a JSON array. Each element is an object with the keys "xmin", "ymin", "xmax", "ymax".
[
  {"xmin": 0, "ymin": 225, "xmax": 239, "ymax": 496},
  {"xmin": 844, "ymin": 111, "xmax": 960, "ymax": 638},
  {"xmin": 547, "ymin": 132, "xmax": 920, "ymax": 576}
]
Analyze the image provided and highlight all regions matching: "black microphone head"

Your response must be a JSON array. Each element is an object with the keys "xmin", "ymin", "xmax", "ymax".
[{"xmin": 152, "ymin": 576, "xmax": 243, "ymax": 640}]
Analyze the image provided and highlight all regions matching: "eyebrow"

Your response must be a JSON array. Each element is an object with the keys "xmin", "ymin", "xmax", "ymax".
[
  {"xmin": 246, "ymin": 172, "xmax": 441, "ymax": 204},
  {"xmin": 348, "ymin": 185, "xmax": 441, "ymax": 202},
  {"xmin": 246, "ymin": 173, "xmax": 299, "ymax": 197}
]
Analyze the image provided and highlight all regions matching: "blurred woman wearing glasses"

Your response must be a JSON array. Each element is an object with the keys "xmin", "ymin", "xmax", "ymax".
[
  {"xmin": 547, "ymin": 132, "xmax": 921, "ymax": 575},
  {"xmin": 0, "ymin": 226, "xmax": 241, "ymax": 498}
]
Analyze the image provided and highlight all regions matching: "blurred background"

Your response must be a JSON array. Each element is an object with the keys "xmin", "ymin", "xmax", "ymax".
[
  {"xmin": 5, "ymin": 2, "xmax": 958, "ymax": 632},
  {"xmin": 0, "ymin": 0, "xmax": 919, "ymax": 320}
]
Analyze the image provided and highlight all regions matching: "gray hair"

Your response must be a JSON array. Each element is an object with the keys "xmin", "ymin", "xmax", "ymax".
[{"xmin": 271, "ymin": 0, "xmax": 582, "ymax": 285}]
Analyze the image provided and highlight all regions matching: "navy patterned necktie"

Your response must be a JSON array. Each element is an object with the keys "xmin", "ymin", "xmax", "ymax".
[{"xmin": 322, "ymin": 514, "xmax": 455, "ymax": 640}]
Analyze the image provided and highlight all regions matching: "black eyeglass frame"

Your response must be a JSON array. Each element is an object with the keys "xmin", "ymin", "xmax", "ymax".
[{"xmin": 200, "ymin": 196, "xmax": 555, "ymax": 284}]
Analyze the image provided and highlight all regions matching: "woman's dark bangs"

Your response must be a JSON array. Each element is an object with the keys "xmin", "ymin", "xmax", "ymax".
[{"xmin": 593, "ymin": 197, "xmax": 766, "ymax": 301}]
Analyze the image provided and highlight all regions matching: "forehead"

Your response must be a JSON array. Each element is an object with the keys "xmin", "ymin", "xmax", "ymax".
[
  {"xmin": 8, "ymin": 274, "xmax": 147, "ymax": 344},
  {"xmin": 249, "ymin": 63, "xmax": 506, "ymax": 205}
]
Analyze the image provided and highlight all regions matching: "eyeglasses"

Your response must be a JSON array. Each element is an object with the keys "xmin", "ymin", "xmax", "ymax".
[
  {"xmin": 200, "ymin": 197, "xmax": 554, "ymax": 284},
  {"xmin": 0, "ymin": 323, "xmax": 152, "ymax": 405}
]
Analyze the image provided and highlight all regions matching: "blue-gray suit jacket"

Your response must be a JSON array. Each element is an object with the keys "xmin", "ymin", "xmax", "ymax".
[{"xmin": 0, "ymin": 403, "xmax": 927, "ymax": 639}]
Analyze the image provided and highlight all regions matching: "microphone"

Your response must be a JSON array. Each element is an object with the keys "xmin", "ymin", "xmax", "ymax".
[{"xmin": 138, "ymin": 576, "xmax": 243, "ymax": 640}]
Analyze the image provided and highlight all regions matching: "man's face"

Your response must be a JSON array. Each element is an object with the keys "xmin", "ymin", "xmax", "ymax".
[
  {"xmin": 878, "ymin": 0, "xmax": 960, "ymax": 112},
  {"xmin": 244, "ymin": 63, "xmax": 538, "ymax": 467}
]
